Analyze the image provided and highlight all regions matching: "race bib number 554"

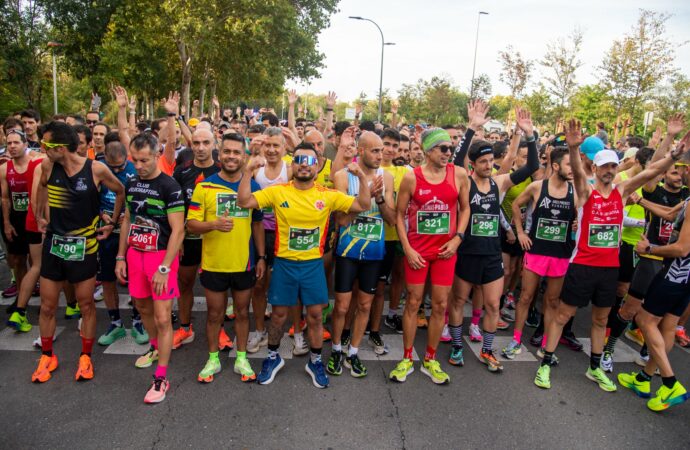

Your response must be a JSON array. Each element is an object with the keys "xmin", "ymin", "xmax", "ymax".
[{"xmin": 288, "ymin": 227, "xmax": 319, "ymax": 251}]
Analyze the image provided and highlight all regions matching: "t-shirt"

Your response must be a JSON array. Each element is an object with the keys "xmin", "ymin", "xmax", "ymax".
[
  {"xmin": 315, "ymin": 159, "xmax": 333, "ymax": 188},
  {"xmin": 253, "ymin": 182, "xmax": 355, "ymax": 261},
  {"xmin": 100, "ymin": 160, "xmax": 136, "ymax": 233},
  {"xmin": 382, "ymin": 164, "xmax": 410, "ymax": 241},
  {"xmin": 125, "ymin": 173, "xmax": 185, "ymax": 251},
  {"xmin": 187, "ymin": 173, "xmax": 262, "ymax": 273}
]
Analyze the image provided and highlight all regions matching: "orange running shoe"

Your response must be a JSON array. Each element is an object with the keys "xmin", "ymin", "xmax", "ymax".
[
  {"xmin": 32, "ymin": 354, "xmax": 58, "ymax": 383},
  {"xmin": 322, "ymin": 328, "xmax": 331, "ymax": 342},
  {"xmin": 676, "ymin": 327, "xmax": 690, "ymax": 348},
  {"xmin": 172, "ymin": 325, "xmax": 195, "ymax": 349},
  {"xmin": 417, "ymin": 310, "xmax": 428, "ymax": 329},
  {"xmin": 219, "ymin": 328, "xmax": 234, "ymax": 351},
  {"xmin": 289, "ymin": 319, "xmax": 307, "ymax": 337},
  {"xmin": 75, "ymin": 354, "xmax": 94, "ymax": 381}
]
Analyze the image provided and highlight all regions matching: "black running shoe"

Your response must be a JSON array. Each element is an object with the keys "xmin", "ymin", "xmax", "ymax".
[
  {"xmin": 559, "ymin": 330, "xmax": 583, "ymax": 352},
  {"xmin": 525, "ymin": 308, "xmax": 540, "ymax": 328},
  {"xmin": 530, "ymin": 330, "xmax": 544, "ymax": 347}
]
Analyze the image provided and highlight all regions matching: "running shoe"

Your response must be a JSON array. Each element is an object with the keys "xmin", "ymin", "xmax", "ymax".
[
  {"xmin": 525, "ymin": 308, "xmax": 540, "ymax": 328},
  {"xmin": 65, "ymin": 303, "xmax": 81, "ymax": 320},
  {"xmin": 225, "ymin": 304, "xmax": 235, "ymax": 320},
  {"xmin": 326, "ymin": 351, "xmax": 344, "ymax": 375},
  {"xmin": 368, "ymin": 332, "xmax": 387, "ymax": 355},
  {"xmin": 322, "ymin": 301, "xmax": 333, "ymax": 324},
  {"xmin": 233, "ymin": 358, "xmax": 256, "ymax": 382},
  {"xmin": 647, "ymin": 381, "xmax": 688, "ymax": 412},
  {"xmin": 625, "ymin": 328, "xmax": 645, "ymax": 347},
  {"xmin": 218, "ymin": 328, "xmax": 234, "ymax": 351},
  {"xmin": 480, "ymin": 350, "xmax": 504, "ymax": 372},
  {"xmin": 534, "ymin": 364, "xmax": 551, "ymax": 389},
  {"xmin": 2, "ymin": 282, "xmax": 17, "ymax": 298},
  {"xmin": 341, "ymin": 332, "xmax": 351, "ymax": 348},
  {"xmin": 171, "ymin": 311, "xmax": 178, "ymax": 323},
  {"xmin": 501, "ymin": 340, "xmax": 522, "ymax": 360},
  {"xmin": 305, "ymin": 360, "xmax": 329, "ymax": 388},
  {"xmin": 97, "ymin": 324, "xmax": 126, "ymax": 346},
  {"xmin": 293, "ymin": 332, "xmax": 309, "ymax": 356},
  {"xmin": 247, "ymin": 330, "xmax": 268, "ymax": 353},
  {"xmin": 198, "ymin": 358, "xmax": 221, "ymax": 383},
  {"xmin": 500, "ymin": 306, "xmax": 515, "ymax": 323},
  {"xmin": 93, "ymin": 284, "xmax": 104, "ymax": 302},
  {"xmin": 322, "ymin": 328, "xmax": 332, "ymax": 342},
  {"xmin": 344, "ymin": 354, "xmax": 367, "ymax": 378},
  {"xmin": 675, "ymin": 327, "xmax": 690, "ymax": 348},
  {"xmin": 389, "ymin": 358, "xmax": 414, "ymax": 383},
  {"xmin": 33, "ymin": 335, "xmax": 56, "ymax": 349},
  {"xmin": 31, "ymin": 354, "xmax": 58, "ymax": 383},
  {"xmin": 417, "ymin": 310, "xmax": 428, "ymax": 329},
  {"xmin": 469, "ymin": 324, "xmax": 482, "ymax": 342},
  {"xmin": 504, "ymin": 292, "xmax": 516, "ymax": 310},
  {"xmin": 600, "ymin": 351, "xmax": 614, "ymax": 373},
  {"xmin": 449, "ymin": 346, "xmax": 464, "ymax": 366},
  {"xmin": 131, "ymin": 322, "xmax": 149, "ymax": 345},
  {"xmin": 7, "ymin": 311, "xmax": 32, "ymax": 332},
  {"xmin": 617, "ymin": 372, "xmax": 651, "ymax": 398},
  {"xmin": 635, "ymin": 354, "xmax": 650, "ymax": 368},
  {"xmin": 586, "ymin": 367, "xmax": 617, "ymax": 392},
  {"xmin": 440, "ymin": 324, "xmax": 451, "ymax": 343},
  {"xmin": 257, "ymin": 355, "xmax": 285, "ymax": 385},
  {"xmin": 536, "ymin": 348, "xmax": 559, "ymax": 365},
  {"xmin": 172, "ymin": 326, "xmax": 194, "ymax": 349},
  {"xmin": 75, "ymin": 354, "xmax": 94, "ymax": 381},
  {"xmin": 144, "ymin": 376, "xmax": 169, "ymax": 404},
  {"xmin": 135, "ymin": 347, "xmax": 158, "ymax": 369},
  {"xmin": 496, "ymin": 320, "xmax": 510, "ymax": 331},
  {"xmin": 529, "ymin": 330, "xmax": 543, "ymax": 347},
  {"xmin": 288, "ymin": 319, "xmax": 306, "ymax": 337},
  {"xmin": 559, "ymin": 331, "xmax": 583, "ymax": 351},
  {"xmin": 421, "ymin": 359, "xmax": 450, "ymax": 384},
  {"xmin": 31, "ymin": 282, "xmax": 40, "ymax": 297},
  {"xmin": 384, "ymin": 314, "xmax": 403, "ymax": 334}
]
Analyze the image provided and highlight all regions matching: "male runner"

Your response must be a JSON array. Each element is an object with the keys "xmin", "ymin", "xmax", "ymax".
[
  {"xmin": 389, "ymin": 127, "xmax": 470, "ymax": 384},
  {"xmin": 32, "ymin": 121, "xmax": 124, "ymax": 383},
  {"xmin": 115, "ymin": 131, "xmax": 185, "ymax": 403},
  {"xmin": 327, "ymin": 132, "xmax": 394, "ymax": 378},
  {"xmin": 534, "ymin": 119, "xmax": 688, "ymax": 391},
  {"xmin": 238, "ymin": 144, "xmax": 372, "ymax": 388},
  {"xmin": 187, "ymin": 132, "xmax": 265, "ymax": 383}
]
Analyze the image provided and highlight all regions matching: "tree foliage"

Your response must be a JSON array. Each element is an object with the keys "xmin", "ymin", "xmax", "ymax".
[
  {"xmin": 540, "ymin": 28, "xmax": 583, "ymax": 110},
  {"xmin": 498, "ymin": 45, "xmax": 533, "ymax": 98}
]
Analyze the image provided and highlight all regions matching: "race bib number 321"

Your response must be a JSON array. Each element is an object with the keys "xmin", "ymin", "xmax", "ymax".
[{"xmin": 417, "ymin": 211, "xmax": 450, "ymax": 235}]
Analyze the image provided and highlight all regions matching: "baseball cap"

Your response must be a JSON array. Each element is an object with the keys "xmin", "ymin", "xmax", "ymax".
[
  {"xmin": 188, "ymin": 118, "xmax": 200, "ymax": 127},
  {"xmin": 593, "ymin": 149, "xmax": 619, "ymax": 167},
  {"xmin": 580, "ymin": 136, "xmax": 605, "ymax": 161},
  {"xmin": 623, "ymin": 147, "xmax": 639, "ymax": 160}
]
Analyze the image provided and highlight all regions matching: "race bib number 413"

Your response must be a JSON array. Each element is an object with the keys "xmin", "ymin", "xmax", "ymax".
[
  {"xmin": 588, "ymin": 224, "xmax": 620, "ymax": 248},
  {"xmin": 216, "ymin": 193, "xmax": 249, "ymax": 218},
  {"xmin": 288, "ymin": 227, "xmax": 320, "ymax": 251},
  {"xmin": 50, "ymin": 235, "xmax": 86, "ymax": 261}
]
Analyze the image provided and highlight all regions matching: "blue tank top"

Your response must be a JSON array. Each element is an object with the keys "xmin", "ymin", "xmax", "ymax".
[{"xmin": 336, "ymin": 169, "xmax": 386, "ymax": 260}]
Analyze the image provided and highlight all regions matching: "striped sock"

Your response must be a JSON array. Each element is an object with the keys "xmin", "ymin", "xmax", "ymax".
[
  {"xmin": 482, "ymin": 331, "xmax": 495, "ymax": 353},
  {"xmin": 449, "ymin": 324, "xmax": 463, "ymax": 349}
]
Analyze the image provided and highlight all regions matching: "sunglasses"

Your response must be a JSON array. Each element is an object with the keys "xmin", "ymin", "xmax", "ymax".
[
  {"xmin": 40, "ymin": 140, "xmax": 68, "ymax": 149},
  {"xmin": 107, "ymin": 161, "xmax": 128, "ymax": 172},
  {"xmin": 86, "ymin": 120, "xmax": 98, "ymax": 125},
  {"xmin": 293, "ymin": 155, "xmax": 318, "ymax": 166},
  {"xmin": 435, "ymin": 145, "xmax": 454, "ymax": 154}
]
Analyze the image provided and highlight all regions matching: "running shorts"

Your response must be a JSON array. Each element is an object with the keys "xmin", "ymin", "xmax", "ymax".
[
  {"xmin": 627, "ymin": 257, "xmax": 663, "ymax": 300},
  {"xmin": 268, "ymin": 257, "xmax": 328, "ymax": 307},
  {"xmin": 523, "ymin": 252, "xmax": 569, "ymax": 278},
  {"xmin": 126, "ymin": 247, "xmax": 180, "ymax": 300},
  {"xmin": 561, "ymin": 263, "xmax": 618, "ymax": 308},
  {"xmin": 334, "ymin": 256, "xmax": 382, "ymax": 294},
  {"xmin": 404, "ymin": 253, "xmax": 456, "ymax": 287},
  {"xmin": 455, "ymin": 253, "xmax": 504, "ymax": 285}
]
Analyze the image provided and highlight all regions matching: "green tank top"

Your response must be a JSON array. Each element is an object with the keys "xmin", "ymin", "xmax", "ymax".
[
  {"xmin": 620, "ymin": 170, "xmax": 645, "ymax": 245},
  {"xmin": 501, "ymin": 174, "xmax": 531, "ymax": 223}
]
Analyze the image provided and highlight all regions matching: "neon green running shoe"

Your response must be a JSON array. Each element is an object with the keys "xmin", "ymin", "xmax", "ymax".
[
  {"xmin": 233, "ymin": 357, "xmax": 256, "ymax": 382},
  {"xmin": 198, "ymin": 358, "xmax": 221, "ymax": 383},
  {"xmin": 65, "ymin": 303, "xmax": 81, "ymax": 319},
  {"xmin": 389, "ymin": 358, "xmax": 414, "ymax": 383},
  {"xmin": 647, "ymin": 381, "xmax": 688, "ymax": 412},
  {"xmin": 135, "ymin": 347, "xmax": 158, "ymax": 369},
  {"xmin": 322, "ymin": 301, "xmax": 333, "ymax": 324},
  {"xmin": 617, "ymin": 372, "xmax": 651, "ymax": 398},
  {"xmin": 97, "ymin": 324, "xmax": 126, "ymax": 346},
  {"xmin": 534, "ymin": 364, "xmax": 551, "ymax": 389},
  {"xmin": 421, "ymin": 359, "xmax": 449, "ymax": 385},
  {"xmin": 7, "ymin": 311, "xmax": 32, "ymax": 332},
  {"xmin": 586, "ymin": 367, "xmax": 617, "ymax": 392}
]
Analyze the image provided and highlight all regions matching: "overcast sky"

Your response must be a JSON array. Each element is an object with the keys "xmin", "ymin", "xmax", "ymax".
[{"xmin": 286, "ymin": 0, "xmax": 690, "ymax": 102}]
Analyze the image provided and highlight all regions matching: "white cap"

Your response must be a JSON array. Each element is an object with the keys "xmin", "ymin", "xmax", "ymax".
[{"xmin": 594, "ymin": 149, "xmax": 619, "ymax": 167}]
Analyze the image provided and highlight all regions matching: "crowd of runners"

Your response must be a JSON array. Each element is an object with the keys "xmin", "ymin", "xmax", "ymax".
[{"xmin": 1, "ymin": 89, "xmax": 689, "ymax": 411}]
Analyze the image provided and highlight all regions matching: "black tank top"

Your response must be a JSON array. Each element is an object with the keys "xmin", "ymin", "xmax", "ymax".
[
  {"xmin": 643, "ymin": 185, "xmax": 689, "ymax": 246},
  {"xmin": 528, "ymin": 179, "xmax": 576, "ymax": 258},
  {"xmin": 661, "ymin": 198, "xmax": 690, "ymax": 285},
  {"xmin": 459, "ymin": 177, "xmax": 501, "ymax": 255},
  {"xmin": 47, "ymin": 159, "xmax": 100, "ymax": 249}
]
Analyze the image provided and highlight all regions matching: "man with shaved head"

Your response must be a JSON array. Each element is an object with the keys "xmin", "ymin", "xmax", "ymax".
[
  {"xmin": 327, "ymin": 131, "xmax": 395, "ymax": 378},
  {"xmin": 171, "ymin": 128, "xmax": 225, "ymax": 351}
]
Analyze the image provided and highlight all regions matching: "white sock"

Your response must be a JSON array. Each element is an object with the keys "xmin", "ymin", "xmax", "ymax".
[
  {"xmin": 387, "ymin": 307, "xmax": 398, "ymax": 317},
  {"xmin": 348, "ymin": 346, "xmax": 358, "ymax": 357},
  {"xmin": 332, "ymin": 343, "xmax": 342, "ymax": 352}
]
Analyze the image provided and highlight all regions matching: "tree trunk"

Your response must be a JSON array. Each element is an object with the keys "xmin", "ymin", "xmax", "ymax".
[
  {"xmin": 199, "ymin": 61, "xmax": 209, "ymax": 116},
  {"xmin": 209, "ymin": 79, "xmax": 217, "ymax": 119},
  {"xmin": 176, "ymin": 40, "xmax": 193, "ymax": 118}
]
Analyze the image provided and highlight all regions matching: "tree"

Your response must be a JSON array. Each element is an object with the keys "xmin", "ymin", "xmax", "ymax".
[
  {"xmin": 522, "ymin": 85, "xmax": 556, "ymax": 127},
  {"xmin": 540, "ymin": 28, "xmax": 584, "ymax": 111},
  {"xmin": 570, "ymin": 85, "xmax": 616, "ymax": 134},
  {"xmin": 470, "ymin": 73, "xmax": 492, "ymax": 100},
  {"xmin": 598, "ymin": 9, "xmax": 676, "ymax": 122},
  {"xmin": 498, "ymin": 45, "xmax": 533, "ymax": 98},
  {"xmin": 653, "ymin": 73, "xmax": 690, "ymax": 118}
]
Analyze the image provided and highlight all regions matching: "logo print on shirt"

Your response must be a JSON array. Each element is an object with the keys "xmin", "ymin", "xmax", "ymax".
[
  {"xmin": 315, "ymin": 200, "xmax": 325, "ymax": 210},
  {"xmin": 419, "ymin": 189, "xmax": 431, "ymax": 195},
  {"xmin": 471, "ymin": 193, "xmax": 482, "ymax": 206},
  {"xmin": 131, "ymin": 199, "xmax": 147, "ymax": 212},
  {"xmin": 171, "ymin": 190, "xmax": 183, "ymax": 199},
  {"xmin": 481, "ymin": 203, "xmax": 491, "ymax": 211},
  {"xmin": 551, "ymin": 209, "xmax": 560, "ymax": 216},
  {"xmin": 539, "ymin": 197, "xmax": 551, "ymax": 209},
  {"xmin": 280, "ymin": 201, "xmax": 290, "ymax": 208},
  {"xmin": 75, "ymin": 178, "xmax": 87, "ymax": 191}
]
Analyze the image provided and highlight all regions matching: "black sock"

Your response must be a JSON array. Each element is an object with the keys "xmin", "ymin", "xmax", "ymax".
[
  {"xmin": 535, "ymin": 314, "xmax": 545, "ymax": 334},
  {"xmin": 67, "ymin": 301, "xmax": 77, "ymax": 309},
  {"xmin": 590, "ymin": 352, "xmax": 602, "ymax": 370},
  {"xmin": 662, "ymin": 375, "xmax": 677, "ymax": 388},
  {"xmin": 107, "ymin": 309, "xmax": 121, "ymax": 323},
  {"xmin": 636, "ymin": 370, "xmax": 652, "ymax": 382},
  {"xmin": 181, "ymin": 322, "xmax": 190, "ymax": 331},
  {"xmin": 605, "ymin": 313, "xmax": 631, "ymax": 353},
  {"xmin": 342, "ymin": 329, "xmax": 350, "ymax": 340},
  {"xmin": 541, "ymin": 351, "xmax": 555, "ymax": 367},
  {"xmin": 42, "ymin": 350, "xmax": 53, "ymax": 357},
  {"xmin": 640, "ymin": 343, "xmax": 648, "ymax": 358},
  {"xmin": 268, "ymin": 343, "xmax": 279, "ymax": 352},
  {"xmin": 564, "ymin": 317, "xmax": 574, "ymax": 334},
  {"xmin": 16, "ymin": 306, "xmax": 26, "ymax": 316},
  {"xmin": 608, "ymin": 295, "xmax": 624, "ymax": 324}
]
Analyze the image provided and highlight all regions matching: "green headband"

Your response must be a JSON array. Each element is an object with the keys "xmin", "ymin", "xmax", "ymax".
[{"xmin": 422, "ymin": 129, "xmax": 452, "ymax": 151}]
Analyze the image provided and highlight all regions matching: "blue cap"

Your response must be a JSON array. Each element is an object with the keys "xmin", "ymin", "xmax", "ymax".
[{"xmin": 580, "ymin": 136, "xmax": 605, "ymax": 161}]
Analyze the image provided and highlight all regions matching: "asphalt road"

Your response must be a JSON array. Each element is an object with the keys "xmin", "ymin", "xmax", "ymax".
[{"xmin": 0, "ymin": 263, "xmax": 688, "ymax": 450}]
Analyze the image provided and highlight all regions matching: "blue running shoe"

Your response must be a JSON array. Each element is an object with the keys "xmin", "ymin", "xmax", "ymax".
[
  {"xmin": 257, "ymin": 355, "xmax": 284, "ymax": 385},
  {"xmin": 305, "ymin": 360, "xmax": 329, "ymax": 388}
]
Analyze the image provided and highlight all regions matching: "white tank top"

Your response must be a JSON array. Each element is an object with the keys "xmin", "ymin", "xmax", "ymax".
[{"xmin": 255, "ymin": 161, "xmax": 288, "ymax": 231}]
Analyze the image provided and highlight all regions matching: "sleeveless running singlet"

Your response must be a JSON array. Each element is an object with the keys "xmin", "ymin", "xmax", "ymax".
[
  {"xmin": 336, "ymin": 169, "xmax": 386, "ymax": 260},
  {"xmin": 24, "ymin": 158, "xmax": 43, "ymax": 232},
  {"xmin": 619, "ymin": 171, "xmax": 645, "ymax": 246},
  {"xmin": 6, "ymin": 159, "xmax": 40, "ymax": 215},
  {"xmin": 571, "ymin": 187, "xmax": 623, "ymax": 267},
  {"xmin": 406, "ymin": 164, "xmax": 458, "ymax": 257},
  {"xmin": 255, "ymin": 161, "xmax": 288, "ymax": 231},
  {"xmin": 459, "ymin": 177, "xmax": 501, "ymax": 255},
  {"xmin": 528, "ymin": 179, "xmax": 576, "ymax": 259}
]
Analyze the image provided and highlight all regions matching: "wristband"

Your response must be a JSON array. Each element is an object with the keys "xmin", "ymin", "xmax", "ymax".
[
  {"xmin": 167, "ymin": 112, "xmax": 177, "ymax": 117},
  {"xmin": 375, "ymin": 197, "xmax": 385, "ymax": 205},
  {"xmin": 456, "ymin": 232, "xmax": 465, "ymax": 241},
  {"xmin": 115, "ymin": 256, "xmax": 126, "ymax": 261},
  {"xmin": 526, "ymin": 134, "xmax": 536, "ymax": 143},
  {"xmin": 326, "ymin": 108, "xmax": 334, "ymax": 112}
]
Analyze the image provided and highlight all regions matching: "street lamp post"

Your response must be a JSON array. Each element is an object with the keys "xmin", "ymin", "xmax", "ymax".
[
  {"xmin": 349, "ymin": 16, "xmax": 394, "ymax": 123},
  {"xmin": 47, "ymin": 41, "xmax": 63, "ymax": 115},
  {"xmin": 470, "ymin": 11, "xmax": 489, "ymax": 98}
]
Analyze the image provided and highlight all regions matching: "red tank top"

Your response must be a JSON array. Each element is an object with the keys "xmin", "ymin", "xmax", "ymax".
[
  {"xmin": 406, "ymin": 164, "xmax": 458, "ymax": 257},
  {"xmin": 571, "ymin": 187, "xmax": 623, "ymax": 267},
  {"xmin": 6, "ymin": 158, "xmax": 42, "ymax": 231}
]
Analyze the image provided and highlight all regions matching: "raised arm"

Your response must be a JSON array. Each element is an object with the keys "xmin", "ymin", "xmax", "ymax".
[
  {"xmin": 345, "ymin": 163, "xmax": 372, "ymax": 213},
  {"xmin": 496, "ymin": 130, "xmax": 521, "ymax": 176},
  {"xmin": 161, "ymin": 91, "xmax": 179, "ymax": 167},
  {"xmin": 128, "ymin": 94, "xmax": 137, "ymax": 136},
  {"xmin": 564, "ymin": 119, "xmax": 591, "ymax": 203},
  {"xmin": 287, "ymin": 89, "xmax": 297, "ymax": 133},
  {"xmin": 325, "ymin": 91, "xmax": 337, "ymax": 135},
  {"xmin": 113, "ymin": 86, "xmax": 131, "ymax": 149},
  {"xmin": 644, "ymin": 113, "xmax": 686, "ymax": 191},
  {"xmin": 331, "ymin": 126, "xmax": 357, "ymax": 175},
  {"xmin": 454, "ymin": 99, "xmax": 489, "ymax": 168},
  {"xmin": 390, "ymin": 102, "xmax": 399, "ymax": 129},
  {"xmin": 497, "ymin": 107, "xmax": 539, "ymax": 193}
]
